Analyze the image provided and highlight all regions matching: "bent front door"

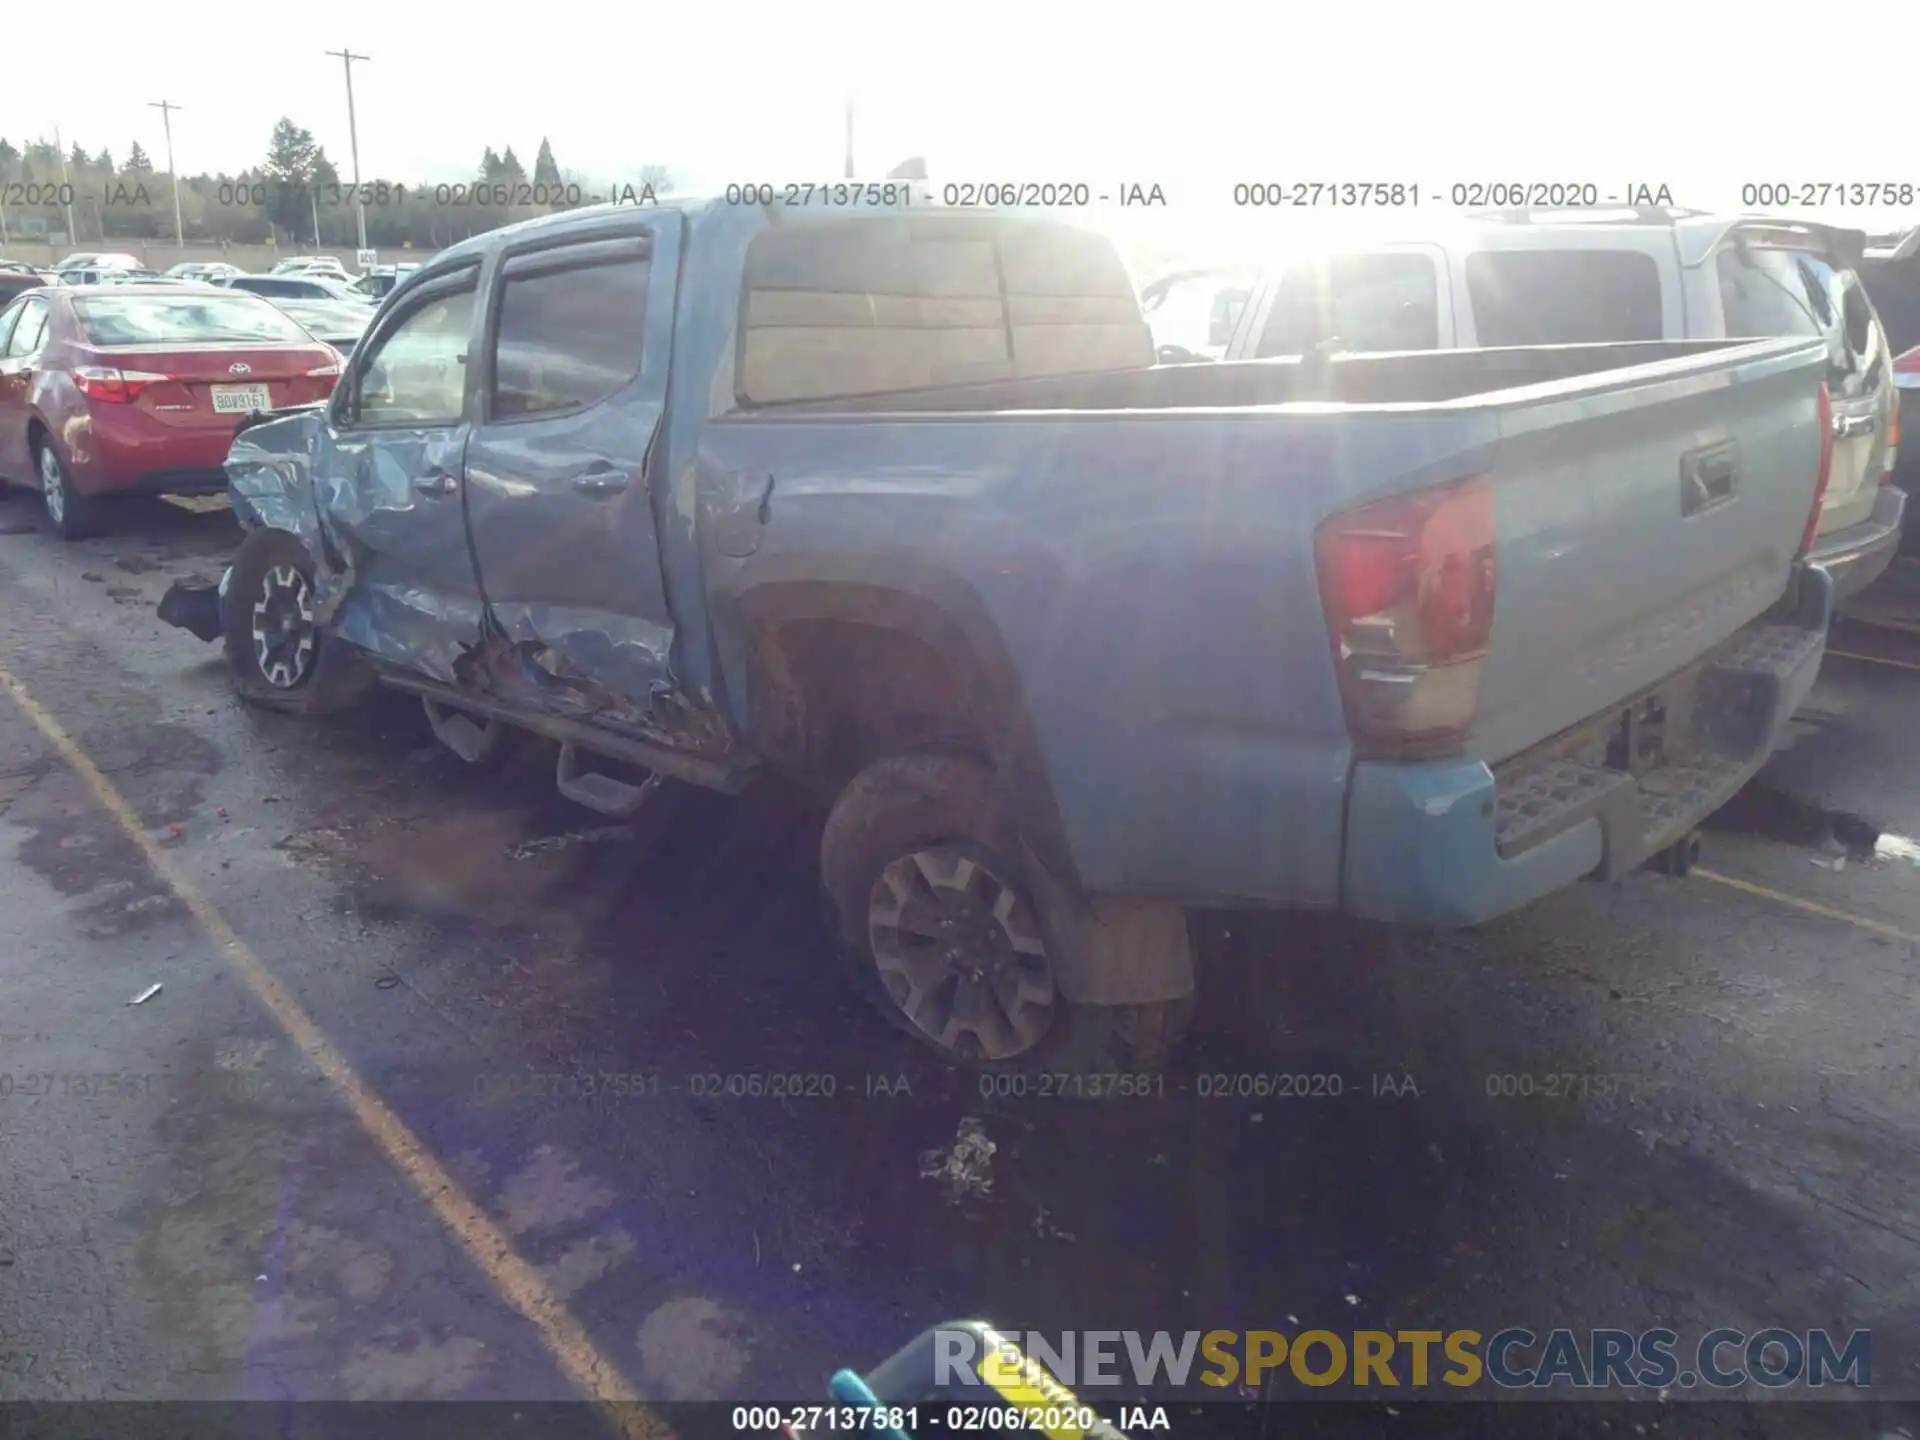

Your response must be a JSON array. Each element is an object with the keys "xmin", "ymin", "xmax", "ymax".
[{"xmin": 314, "ymin": 263, "xmax": 484, "ymax": 682}]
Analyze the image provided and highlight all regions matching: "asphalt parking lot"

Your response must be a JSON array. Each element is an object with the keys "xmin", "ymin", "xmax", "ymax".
[{"xmin": 1, "ymin": 491, "xmax": 1918, "ymax": 1436}]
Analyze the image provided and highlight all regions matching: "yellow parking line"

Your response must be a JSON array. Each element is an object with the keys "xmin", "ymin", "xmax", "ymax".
[
  {"xmin": 0, "ymin": 668, "xmax": 667, "ymax": 1439},
  {"xmin": 1696, "ymin": 866, "xmax": 1920, "ymax": 947}
]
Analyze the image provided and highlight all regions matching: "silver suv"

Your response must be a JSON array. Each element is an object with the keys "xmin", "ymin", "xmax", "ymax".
[{"xmin": 1218, "ymin": 209, "xmax": 1905, "ymax": 602}]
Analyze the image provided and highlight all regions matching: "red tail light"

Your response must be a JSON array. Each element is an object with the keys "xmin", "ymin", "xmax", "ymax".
[
  {"xmin": 1315, "ymin": 474, "xmax": 1498, "ymax": 757},
  {"xmin": 1802, "ymin": 382, "xmax": 1834, "ymax": 556},
  {"xmin": 72, "ymin": 365, "xmax": 169, "ymax": 403}
]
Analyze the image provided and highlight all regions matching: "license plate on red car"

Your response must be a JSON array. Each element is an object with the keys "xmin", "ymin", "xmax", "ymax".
[{"xmin": 211, "ymin": 384, "xmax": 272, "ymax": 414}]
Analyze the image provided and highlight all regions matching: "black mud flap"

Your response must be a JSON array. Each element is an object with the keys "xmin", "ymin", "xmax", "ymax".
[{"xmin": 158, "ymin": 580, "xmax": 224, "ymax": 643}]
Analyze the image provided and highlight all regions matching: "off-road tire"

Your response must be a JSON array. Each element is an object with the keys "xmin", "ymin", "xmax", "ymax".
[
  {"xmin": 221, "ymin": 527, "xmax": 373, "ymax": 715},
  {"xmin": 820, "ymin": 751, "xmax": 1194, "ymax": 1073}
]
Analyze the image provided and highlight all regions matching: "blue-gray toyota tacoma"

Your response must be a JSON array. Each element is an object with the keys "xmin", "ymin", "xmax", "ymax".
[{"xmin": 159, "ymin": 194, "xmax": 1839, "ymax": 1072}]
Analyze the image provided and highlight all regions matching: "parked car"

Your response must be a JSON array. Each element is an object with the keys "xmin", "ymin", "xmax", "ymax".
[
  {"xmin": 0, "ymin": 266, "xmax": 50, "ymax": 305},
  {"xmin": 269, "ymin": 297, "xmax": 375, "ymax": 354},
  {"xmin": 1860, "ymin": 228, "xmax": 1920, "ymax": 512},
  {"xmin": 156, "ymin": 198, "xmax": 1838, "ymax": 1072},
  {"xmin": 350, "ymin": 263, "xmax": 422, "ymax": 300},
  {"xmin": 269, "ymin": 256, "xmax": 349, "ymax": 279},
  {"xmin": 0, "ymin": 284, "xmax": 343, "ymax": 539},
  {"xmin": 164, "ymin": 261, "xmax": 243, "ymax": 283},
  {"xmin": 214, "ymin": 273, "xmax": 373, "ymax": 304},
  {"xmin": 1215, "ymin": 209, "xmax": 1905, "ymax": 605},
  {"xmin": 56, "ymin": 251, "xmax": 141, "ymax": 274}
]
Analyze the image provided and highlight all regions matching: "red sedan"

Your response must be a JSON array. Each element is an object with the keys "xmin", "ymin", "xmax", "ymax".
[{"xmin": 0, "ymin": 284, "xmax": 342, "ymax": 539}]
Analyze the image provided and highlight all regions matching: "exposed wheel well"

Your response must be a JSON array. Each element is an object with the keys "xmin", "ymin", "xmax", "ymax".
[{"xmin": 749, "ymin": 617, "xmax": 992, "ymax": 791}]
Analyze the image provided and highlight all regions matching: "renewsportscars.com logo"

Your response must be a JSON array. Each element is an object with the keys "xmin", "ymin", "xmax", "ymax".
[{"xmin": 935, "ymin": 1326, "xmax": 1872, "ymax": 1392}]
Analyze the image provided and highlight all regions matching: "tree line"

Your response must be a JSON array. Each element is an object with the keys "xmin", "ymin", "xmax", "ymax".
[{"xmin": 0, "ymin": 123, "xmax": 673, "ymax": 251}]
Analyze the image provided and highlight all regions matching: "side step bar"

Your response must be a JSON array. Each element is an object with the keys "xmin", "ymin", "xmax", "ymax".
[
  {"xmin": 378, "ymin": 672, "xmax": 755, "ymax": 795},
  {"xmin": 556, "ymin": 745, "xmax": 666, "ymax": 817}
]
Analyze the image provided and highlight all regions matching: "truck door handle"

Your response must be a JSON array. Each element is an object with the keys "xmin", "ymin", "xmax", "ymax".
[
  {"xmin": 1832, "ymin": 414, "xmax": 1872, "ymax": 439},
  {"xmin": 412, "ymin": 471, "xmax": 457, "ymax": 497},
  {"xmin": 570, "ymin": 465, "xmax": 630, "ymax": 498}
]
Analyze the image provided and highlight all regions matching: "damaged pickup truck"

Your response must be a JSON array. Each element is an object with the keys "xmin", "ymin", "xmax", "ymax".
[{"xmin": 160, "ymin": 195, "xmax": 1840, "ymax": 1072}]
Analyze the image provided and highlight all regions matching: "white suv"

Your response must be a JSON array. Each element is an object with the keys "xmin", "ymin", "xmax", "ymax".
[{"xmin": 1211, "ymin": 209, "xmax": 1904, "ymax": 602}]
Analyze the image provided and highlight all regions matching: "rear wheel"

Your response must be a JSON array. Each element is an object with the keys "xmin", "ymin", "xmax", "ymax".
[
  {"xmin": 35, "ymin": 437, "xmax": 103, "ymax": 542},
  {"xmin": 221, "ymin": 527, "xmax": 372, "ymax": 714},
  {"xmin": 820, "ymin": 752, "xmax": 1194, "ymax": 1072}
]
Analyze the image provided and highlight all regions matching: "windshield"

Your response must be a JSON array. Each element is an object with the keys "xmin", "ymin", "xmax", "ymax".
[{"xmin": 75, "ymin": 293, "xmax": 313, "ymax": 345}]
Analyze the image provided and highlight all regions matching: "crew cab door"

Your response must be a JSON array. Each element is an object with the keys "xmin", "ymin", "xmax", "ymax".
[
  {"xmin": 461, "ymin": 214, "xmax": 684, "ymax": 717},
  {"xmin": 312, "ymin": 263, "xmax": 483, "ymax": 682}
]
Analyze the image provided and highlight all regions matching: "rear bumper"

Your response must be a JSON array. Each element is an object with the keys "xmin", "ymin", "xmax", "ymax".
[
  {"xmin": 66, "ymin": 414, "xmax": 242, "ymax": 496},
  {"xmin": 1340, "ymin": 564, "xmax": 1832, "ymax": 926},
  {"xmin": 1812, "ymin": 484, "xmax": 1906, "ymax": 602}
]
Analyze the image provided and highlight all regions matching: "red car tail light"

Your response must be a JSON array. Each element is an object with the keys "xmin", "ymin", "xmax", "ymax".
[
  {"xmin": 1315, "ymin": 474, "xmax": 1498, "ymax": 757},
  {"xmin": 1802, "ymin": 382, "xmax": 1834, "ymax": 556},
  {"xmin": 72, "ymin": 365, "xmax": 169, "ymax": 403}
]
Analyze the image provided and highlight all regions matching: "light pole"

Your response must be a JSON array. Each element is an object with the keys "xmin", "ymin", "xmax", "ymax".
[
  {"xmin": 327, "ymin": 48, "xmax": 371, "ymax": 252},
  {"xmin": 148, "ymin": 101, "xmax": 186, "ymax": 249},
  {"xmin": 843, "ymin": 92, "xmax": 856, "ymax": 179},
  {"xmin": 53, "ymin": 125, "xmax": 78, "ymax": 245}
]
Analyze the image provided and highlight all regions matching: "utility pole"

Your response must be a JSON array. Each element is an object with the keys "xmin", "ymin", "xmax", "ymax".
[
  {"xmin": 843, "ymin": 92, "xmax": 855, "ymax": 179},
  {"xmin": 53, "ymin": 125, "xmax": 78, "ymax": 245},
  {"xmin": 326, "ymin": 48, "xmax": 371, "ymax": 251},
  {"xmin": 148, "ymin": 101, "xmax": 186, "ymax": 249}
]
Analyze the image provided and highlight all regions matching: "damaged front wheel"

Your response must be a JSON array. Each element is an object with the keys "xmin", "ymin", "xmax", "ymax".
[{"xmin": 221, "ymin": 528, "xmax": 372, "ymax": 715}]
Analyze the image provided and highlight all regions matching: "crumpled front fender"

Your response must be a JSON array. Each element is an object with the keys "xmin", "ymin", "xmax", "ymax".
[{"xmin": 224, "ymin": 407, "xmax": 354, "ymax": 622}]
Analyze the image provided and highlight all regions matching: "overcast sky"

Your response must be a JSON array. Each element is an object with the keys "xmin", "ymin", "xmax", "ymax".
[{"xmin": 5, "ymin": 0, "xmax": 1917, "ymax": 243}]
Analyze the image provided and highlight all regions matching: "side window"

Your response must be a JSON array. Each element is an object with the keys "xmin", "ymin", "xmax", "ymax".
[
  {"xmin": 1465, "ymin": 250, "xmax": 1662, "ymax": 345},
  {"xmin": 0, "ymin": 302, "xmax": 23, "ymax": 355},
  {"xmin": 1256, "ymin": 254, "xmax": 1440, "ymax": 358},
  {"xmin": 487, "ymin": 255, "xmax": 649, "ymax": 419},
  {"xmin": 5, "ymin": 300, "xmax": 49, "ymax": 358},
  {"xmin": 349, "ymin": 283, "xmax": 477, "ymax": 426},
  {"xmin": 1717, "ymin": 248, "xmax": 1823, "ymax": 339}
]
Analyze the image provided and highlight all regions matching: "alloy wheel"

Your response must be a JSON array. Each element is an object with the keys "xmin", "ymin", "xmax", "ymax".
[
  {"xmin": 39, "ymin": 446, "xmax": 64, "ymax": 525},
  {"xmin": 251, "ymin": 564, "xmax": 317, "ymax": 689},
  {"xmin": 866, "ymin": 843, "xmax": 1056, "ymax": 1062}
]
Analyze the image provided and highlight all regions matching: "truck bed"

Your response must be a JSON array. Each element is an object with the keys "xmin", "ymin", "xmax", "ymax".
[{"xmin": 710, "ymin": 334, "xmax": 1831, "ymax": 909}]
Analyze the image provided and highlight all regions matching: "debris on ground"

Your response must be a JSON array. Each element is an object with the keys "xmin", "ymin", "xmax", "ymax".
[
  {"xmin": 114, "ymin": 553, "xmax": 160, "ymax": 574},
  {"xmin": 128, "ymin": 983, "xmax": 163, "ymax": 1006},
  {"xmin": 81, "ymin": 572, "xmax": 105, "ymax": 583},
  {"xmin": 507, "ymin": 825, "xmax": 635, "ymax": 860},
  {"xmin": 157, "ymin": 823, "xmax": 184, "ymax": 845},
  {"xmin": 919, "ymin": 1115, "xmax": 996, "ymax": 1203},
  {"xmin": 1032, "ymin": 1205, "xmax": 1076, "ymax": 1242},
  {"xmin": 0, "ymin": 518, "xmax": 35, "ymax": 536}
]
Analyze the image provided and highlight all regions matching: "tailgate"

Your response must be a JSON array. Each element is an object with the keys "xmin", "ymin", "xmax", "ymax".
[{"xmin": 1468, "ymin": 337, "xmax": 1828, "ymax": 763}]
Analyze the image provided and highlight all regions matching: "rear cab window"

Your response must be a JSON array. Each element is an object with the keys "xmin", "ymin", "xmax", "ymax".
[
  {"xmin": 1464, "ymin": 250, "xmax": 1663, "ymax": 345},
  {"xmin": 736, "ymin": 213, "xmax": 1151, "ymax": 406},
  {"xmin": 1253, "ymin": 253, "xmax": 1441, "ymax": 358},
  {"xmin": 73, "ymin": 294, "xmax": 312, "ymax": 346}
]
